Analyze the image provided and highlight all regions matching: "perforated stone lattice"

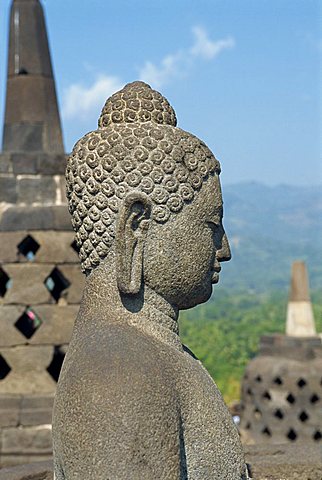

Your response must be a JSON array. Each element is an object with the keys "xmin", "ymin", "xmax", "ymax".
[
  {"xmin": 0, "ymin": 231, "xmax": 84, "ymax": 393},
  {"xmin": 17, "ymin": 234, "xmax": 40, "ymax": 261},
  {"xmin": 0, "ymin": 267, "xmax": 11, "ymax": 297},
  {"xmin": 44, "ymin": 267, "xmax": 71, "ymax": 303},
  {"xmin": 14, "ymin": 307, "xmax": 43, "ymax": 339},
  {"xmin": 241, "ymin": 367, "xmax": 322, "ymax": 444}
]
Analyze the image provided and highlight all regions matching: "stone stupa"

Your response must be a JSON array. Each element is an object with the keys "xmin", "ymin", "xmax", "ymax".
[
  {"xmin": 240, "ymin": 261, "xmax": 322, "ymax": 445},
  {"xmin": 0, "ymin": 0, "xmax": 83, "ymax": 466}
]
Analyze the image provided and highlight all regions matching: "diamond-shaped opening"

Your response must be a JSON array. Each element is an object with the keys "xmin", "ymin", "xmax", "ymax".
[
  {"xmin": 44, "ymin": 267, "xmax": 70, "ymax": 302},
  {"xmin": 313, "ymin": 431, "xmax": 322, "ymax": 442},
  {"xmin": 297, "ymin": 378, "xmax": 307, "ymax": 389},
  {"xmin": 254, "ymin": 408, "xmax": 262, "ymax": 420},
  {"xmin": 286, "ymin": 393, "xmax": 296, "ymax": 404},
  {"xmin": 0, "ymin": 267, "xmax": 11, "ymax": 297},
  {"xmin": 273, "ymin": 376, "xmax": 283, "ymax": 386},
  {"xmin": 71, "ymin": 240, "xmax": 80, "ymax": 254},
  {"xmin": 255, "ymin": 375, "xmax": 262, "ymax": 383},
  {"xmin": 287, "ymin": 428, "xmax": 297, "ymax": 441},
  {"xmin": 298, "ymin": 411, "xmax": 309, "ymax": 422},
  {"xmin": 17, "ymin": 235, "xmax": 40, "ymax": 261},
  {"xmin": 262, "ymin": 391, "xmax": 272, "ymax": 401},
  {"xmin": 47, "ymin": 347, "xmax": 66, "ymax": 382},
  {"xmin": 0, "ymin": 355, "xmax": 11, "ymax": 380},
  {"xmin": 262, "ymin": 426, "xmax": 271, "ymax": 437},
  {"xmin": 310, "ymin": 393, "xmax": 320, "ymax": 404},
  {"xmin": 274, "ymin": 408, "xmax": 284, "ymax": 420},
  {"xmin": 14, "ymin": 308, "xmax": 42, "ymax": 339}
]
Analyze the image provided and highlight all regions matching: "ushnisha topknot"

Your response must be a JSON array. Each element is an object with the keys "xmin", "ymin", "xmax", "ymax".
[
  {"xmin": 98, "ymin": 81, "xmax": 177, "ymax": 128},
  {"xmin": 66, "ymin": 81, "xmax": 221, "ymax": 275}
]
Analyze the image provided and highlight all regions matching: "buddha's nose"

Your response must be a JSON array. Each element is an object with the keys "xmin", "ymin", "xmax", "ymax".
[{"xmin": 216, "ymin": 233, "xmax": 231, "ymax": 262}]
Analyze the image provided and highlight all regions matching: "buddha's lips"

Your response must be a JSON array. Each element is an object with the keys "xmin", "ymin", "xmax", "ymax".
[{"xmin": 211, "ymin": 272, "xmax": 220, "ymax": 283}]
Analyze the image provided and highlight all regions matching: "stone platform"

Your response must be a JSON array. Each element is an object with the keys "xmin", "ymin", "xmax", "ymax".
[{"xmin": 1, "ymin": 444, "xmax": 322, "ymax": 479}]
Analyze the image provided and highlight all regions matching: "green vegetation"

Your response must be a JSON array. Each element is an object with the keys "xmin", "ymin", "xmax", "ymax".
[{"xmin": 179, "ymin": 290, "xmax": 322, "ymax": 404}]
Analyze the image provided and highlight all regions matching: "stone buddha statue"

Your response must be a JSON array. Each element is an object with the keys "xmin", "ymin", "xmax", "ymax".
[{"xmin": 53, "ymin": 82, "xmax": 248, "ymax": 479}]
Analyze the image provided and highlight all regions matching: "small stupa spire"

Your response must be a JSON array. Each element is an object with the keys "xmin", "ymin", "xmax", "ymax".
[
  {"xmin": 2, "ymin": 0, "xmax": 64, "ymax": 153},
  {"xmin": 286, "ymin": 261, "xmax": 316, "ymax": 337}
]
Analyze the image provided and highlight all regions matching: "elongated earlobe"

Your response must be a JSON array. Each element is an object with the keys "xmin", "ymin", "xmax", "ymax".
[{"xmin": 116, "ymin": 192, "xmax": 152, "ymax": 294}]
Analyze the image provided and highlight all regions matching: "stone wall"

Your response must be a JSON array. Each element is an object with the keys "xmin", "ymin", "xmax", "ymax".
[{"xmin": 0, "ymin": 152, "xmax": 84, "ymax": 466}]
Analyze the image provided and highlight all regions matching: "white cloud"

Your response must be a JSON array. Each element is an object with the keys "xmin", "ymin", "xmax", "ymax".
[
  {"xmin": 139, "ymin": 26, "xmax": 235, "ymax": 89},
  {"xmin": 62, "ymin": 27, "xmax": 235, "ymax": 121},
  {"xmin": 139, "ymin": 52, "xmax": 184, "ymax": 89},
  {"xmin": 62, "ymin": 74, "xmax": 122, "ymax": 120},
  {"xmin": 190, "ymin": 26, "xmax": 235, "ymax": 60}
]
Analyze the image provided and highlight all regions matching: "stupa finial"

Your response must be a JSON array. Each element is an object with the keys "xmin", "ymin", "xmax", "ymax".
[{"xmin": 286, "ymin": 260, "xmax": 316, "ymax": 337}]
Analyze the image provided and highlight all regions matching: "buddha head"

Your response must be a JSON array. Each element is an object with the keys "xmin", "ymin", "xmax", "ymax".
[{"xmin": 66, "ymin": 81, "xmax": 231, "ymax": 310}]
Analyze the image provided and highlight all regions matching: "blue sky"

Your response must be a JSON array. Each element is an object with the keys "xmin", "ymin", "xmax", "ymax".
[{"xmin": 0, "ymin": 0, "xmax": 321, "ymax": 186}]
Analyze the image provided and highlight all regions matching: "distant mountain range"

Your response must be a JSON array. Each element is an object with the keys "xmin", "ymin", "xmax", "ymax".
[{"xmin": 217, "ymin": 182, "xmax": 322, "ymax": 293}]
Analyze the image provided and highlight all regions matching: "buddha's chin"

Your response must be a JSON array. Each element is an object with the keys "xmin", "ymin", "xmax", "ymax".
[{"xmin": 180, "ymin": 284, "xmax": 213, "ymax": 310}]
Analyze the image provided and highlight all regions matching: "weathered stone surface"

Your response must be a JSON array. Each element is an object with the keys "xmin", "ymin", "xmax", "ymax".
[
  {"xmin": 53, "ymin": 82, "xmax": 247, "ymax": 479},
  {"xmin": 0, "ymin": 346, "xmax": 56, "ymax": 394},
  {"xmin": 1, "ymin": 425, "xmax": 52, "ymax": 454},
  {"xmin": 31, "ymin": 231, "xmax": 78, "ymax": 263},
  {"xmin": 241, "ymin": 262, "xmax": 322, "ymax": 446},
  {"xmin": 2, "ymin": 444, "xmax": 322, "ymax": 480},
  {"xmin": 0, "ymin": 154, "xmax": 11, "ymax": 173},
  {"xmin": 245, "ymin": 443, "xmax": 322, "ymax": 479},
  {"xmin": 3, "ymin": 0, "xmax": 64, "ymax": 153},
  {"xmin": 17, "ymin": 177, "xmax": 56, "ymax": 205},
  {"xmin": 19, "ymin": 396, "xmax": 54, "ymax": 427},
  {"xmin": 10, "ymin": 153, "xmax": 66, "ymax": 175},
  {"xmin": 0, "ymin": 395, "xmax": 21, "ymax": 427},
  {"xmin": 56, "ymin": 266, "xmax": 85, "ymax": 304},
  {"xmin": 0, "ymin": 206, "xmax": 72, "ymax": 231},
  {"xmin": 0, "ymin": 306, "xmax": 27, "ymax": 347},
  {"xmin": 11, "ymin": 154, "xmax": 38, "ymax": 175},
  {"xmin": 0, "ymin": 459, "xmax": 53, "ymax": 476},
  {"xmin": 0, "ymin": 176, "xmax": 17, "ymax": 203},
  {"xmin": 19, "ymin": 408, "xmax": 53, "ymax": 427},
  {"xmin": 0, "ymin": 232, "xmax": 27, "ymax": 262},
  {"xmin": 30, "ymin": 306, "xmax": 77, "ymax": 344},
  {"xmin": 37, "ymin": 155, "xmax": 67, "ymax": 175},
  {"xmin": 2, "ymin": 264, "xmax": 52, "ymax": 305}
]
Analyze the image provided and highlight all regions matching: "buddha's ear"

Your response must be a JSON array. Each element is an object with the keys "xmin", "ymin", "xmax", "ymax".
[{"xmin": 116, "ymin": 192, "xmax": 152, "ymax": 294}]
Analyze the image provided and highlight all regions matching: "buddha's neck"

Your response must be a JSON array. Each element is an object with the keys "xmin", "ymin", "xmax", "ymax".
[{"xmin": 77, "ymin": 264, "xmax": 182, "ymax": 351}]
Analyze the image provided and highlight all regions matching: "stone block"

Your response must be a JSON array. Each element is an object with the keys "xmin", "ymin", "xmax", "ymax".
[
  {"xmin": 57, "ymin": 175, "xmax": 68, "ymax": 203},
  {"xmin": 57, "ymin": 265, "xmax": 85, "ymax": 304},
  {"xmin": 245, "ymin": 443, "xmax": 322, "ymax": 480},
  {"xmin": 37, "ymin": 154, "xmax": 67, "ymax": 175},
  {"xmin": 0, "ymin": 154, "xmax": 11, "ymax": 174},
  {"xmin": 0, "ymin": 346, "xmax": 56, "ymax": 395},
  {"xmin": 0, "ymin": 395, "xmax": 21, "ymax": 427},
  {"xmin": 1, "ymin": 425, "xmax": 52, "ymax": 454},
  {"xmin": 0, "ymin": 306, "xmax": 27, "ymax": 347},
  {"xmin": 17, "ymin": 177, "xmax": 56, "ymax": 204},
  {"xmin": 21, "ymin": 395, "xmax": 54, "ymax": 410},
  {"xmin": 19, "ymin": 408, "xmax": 53, "ymax": 427},
  {"xmin": 0, "ymin": 176, "xmax": 17, "ymax": 204},
  {"xmin": 3, "ymin": 124, "xmax": 43, "ymax": 152},
  {"xmin": 31, "ymin": 231, "xmax": 79, "ymax": 263},
  {"xmin": 2, "ymin": 264, "xmax": 52, "ymax": 305},
  {"xmin": 0, "ymin": 206, "xmax": 73, "ymax": 231},
  {"xmin": 52, "ymin": 206, "xmax": 73, "ymax": 231},
  {"xmin": 0, "ymin": 232, "xmax": 27, "ymax": 262},
  {"xmin": 0, "ymin": 459, "xmax": 53, "ymax": 476},
  {"xmin": 30, "ymin": 305, "xmax": 77, "ymax": 344},
  {"xmin": 11, "ymin": 154, "xmax": 38, "ymax": 175}
]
